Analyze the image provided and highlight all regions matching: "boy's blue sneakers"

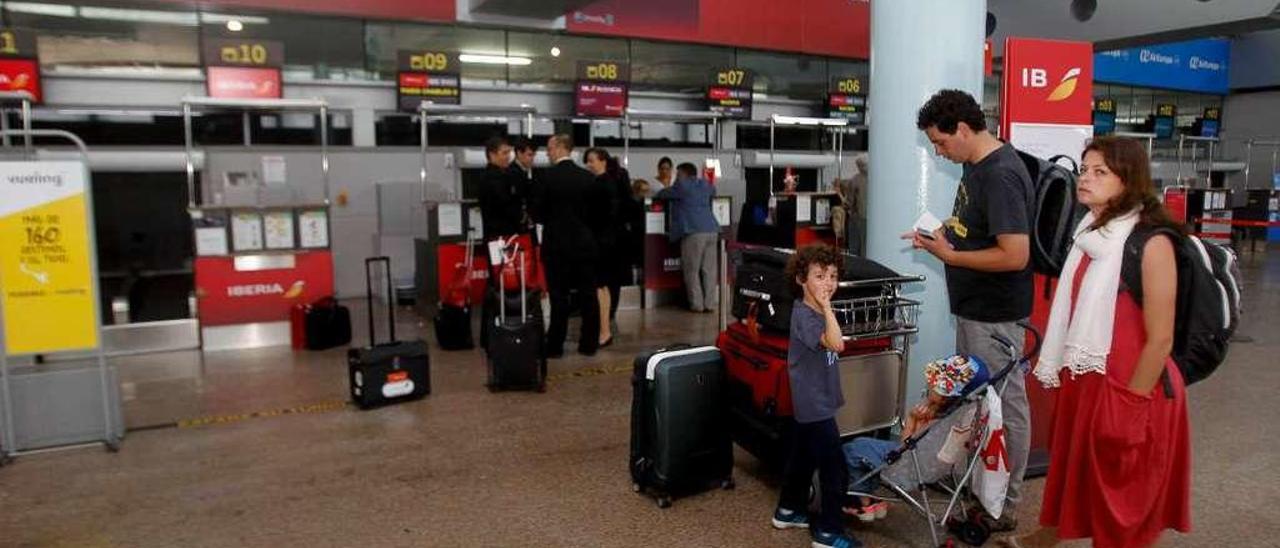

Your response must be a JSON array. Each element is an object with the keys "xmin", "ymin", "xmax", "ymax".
[
  {"xmin": 811, "ymin": 530, "xmax": 863, "ymax": 548},
  {"xmin": 771, "ymin": 507, "xmax": 809, "ymax": 529}
]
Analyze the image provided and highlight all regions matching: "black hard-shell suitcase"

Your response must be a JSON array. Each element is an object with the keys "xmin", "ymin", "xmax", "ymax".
[
  {"xmin": 348, "ymin": 257, "xmax": 431, "ymax": 409},
  {"xmin": 486, "ymin": 249, "xmax": 546, "ymax": 392},
  {"xmin": 629, "ymin": 345, "xmax": 734, "ymax": 508},
  {"xmin": 304, "ymin": 298, "xmax": 353, "ymax": 350}
]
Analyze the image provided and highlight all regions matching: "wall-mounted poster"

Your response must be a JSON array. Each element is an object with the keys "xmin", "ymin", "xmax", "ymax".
[
  {"xmin": 298, "ymin": 209, "xmax": 329, "ymax": 248},
  {"xmin": 263, "ymin": 210, "xmax": 295, "ymax": 249},
  {"xmin": 231, "ymin": 212, "xmax": 264, "ymax": 251}
]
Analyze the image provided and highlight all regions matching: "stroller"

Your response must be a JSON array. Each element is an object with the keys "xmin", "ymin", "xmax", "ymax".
[{"xmin": 842, "ymin": 321, "xmax": 1042, "ymax": 548}]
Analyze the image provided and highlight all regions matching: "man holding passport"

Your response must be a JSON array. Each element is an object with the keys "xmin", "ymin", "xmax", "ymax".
[{"xmin": 907, "ymin": 89, "xmax": 1035, "ymax": 533}]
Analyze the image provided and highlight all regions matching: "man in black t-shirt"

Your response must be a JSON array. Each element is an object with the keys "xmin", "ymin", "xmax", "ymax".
[{"xmin": 911, "ymin": 89, "xmax": 1034, "ymax": 531}]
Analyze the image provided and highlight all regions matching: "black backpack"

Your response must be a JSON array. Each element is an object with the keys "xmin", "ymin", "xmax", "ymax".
[
  {"xmin": 1120, "ymin": 225, "xmax": 1242, "ymax": 386},
  {"xmin": 1017, "ymin": 151, "xmax": 1085, "ymax": 277}
]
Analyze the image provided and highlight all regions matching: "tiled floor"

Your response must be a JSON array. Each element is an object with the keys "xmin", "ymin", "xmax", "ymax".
[{"xmin": 0, "ymin": 248, "xmax": 1278, "ymax": 547}]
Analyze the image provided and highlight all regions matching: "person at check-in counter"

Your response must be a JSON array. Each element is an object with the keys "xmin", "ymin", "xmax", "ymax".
[
  {"xmin": 655, "ymin": 156, "xmax": 674, "ymax": 191},
  {"xmin": 654, "ymin": 162, "xmax": 720, "ymax": 313}
]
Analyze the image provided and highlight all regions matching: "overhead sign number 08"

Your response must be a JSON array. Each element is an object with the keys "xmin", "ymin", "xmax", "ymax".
[{"xmin": 586, "ymin": 63, "xmax": 620, "ymax": 81}]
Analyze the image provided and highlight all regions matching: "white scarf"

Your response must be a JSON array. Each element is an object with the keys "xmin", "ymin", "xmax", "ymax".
[{"xmin": 1033, "ymin": 210, "xmax": 1140, "ymax": 388}]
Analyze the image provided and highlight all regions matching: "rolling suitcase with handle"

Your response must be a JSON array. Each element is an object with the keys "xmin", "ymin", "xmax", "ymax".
[
  {"xmin": 630, "ymin": 345, "xmax": 734, "ymax": 508},
  {"xmin": 434, "ymin": 230, "xmax": 476, "ymax": 351},
  {"xmin": 486, "ymin": 246, "xmax": 546, "ymax": 392},
  {"xmin": 348, "ymin": 257, "xmax": 431, "ymax": 409}
]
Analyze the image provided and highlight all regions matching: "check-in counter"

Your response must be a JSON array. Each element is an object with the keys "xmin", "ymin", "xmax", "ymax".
[{"xmin": 191, "ymin": 205, "xmax": 334, "ymax": 351}]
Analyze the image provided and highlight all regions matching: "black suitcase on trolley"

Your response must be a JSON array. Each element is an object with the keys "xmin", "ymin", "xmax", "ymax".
[
  {"xmin": 348, "ymin": 257, "xmax": 431, "ymax": 409},
  {"xmin": 486, "ymin": 249, "xmax": 546, "ymax": 392},
  {"xmin": 629, "ymin": 345, "xmax": 734, "ymax": 508},
  {"xmin": 732, "ymin": 247, "xmax": 901, "ymax": 333}
]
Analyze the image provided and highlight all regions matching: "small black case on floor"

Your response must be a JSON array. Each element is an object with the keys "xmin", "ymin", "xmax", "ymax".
[
  {"xmin": 305, "ymin": 297, "xmax": 352, "ymax": 351},
  {"xmin": 348, "ymin": 257, "xmax": 431, "ymax": 409},
  {"xmin": 486, "ymin": 248, "xmax": 546, "ymax": 392}
]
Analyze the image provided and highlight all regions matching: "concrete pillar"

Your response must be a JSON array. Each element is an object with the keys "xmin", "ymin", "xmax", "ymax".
[{"xmin": 867, "ymin": 0, "xmax": 985, "ymax": 399}]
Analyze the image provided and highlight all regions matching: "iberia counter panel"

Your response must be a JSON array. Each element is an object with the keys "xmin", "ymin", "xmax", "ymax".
[
  {"xmin": 194, "ymin": 251, "xmax": 333, "ymax": 326},
  {"xmin": 190, "ymin": 205, "xmax": 334, "ymax": 342}
]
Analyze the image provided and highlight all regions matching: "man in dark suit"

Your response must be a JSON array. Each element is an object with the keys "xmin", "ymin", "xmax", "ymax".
[
  {"xmin": 534, "ymin": 134, "xmax": 600, "ymax": 357},
  {"xmin": 509, "ymin": 136, "xmax": 539, "ymax": 234},
  {"xmin": 477, "ymin": 136, "xmax": 523, "ymax": 349},
  {"xmin": 478, "ymin": 136, "xmax": 523, "ymax": 240}
]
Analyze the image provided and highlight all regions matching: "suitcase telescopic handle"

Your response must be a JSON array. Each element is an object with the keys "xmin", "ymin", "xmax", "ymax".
[
  {"xmin": 497, "ymin": 245, "xmax": 528, "ymax": 324},
  {"xmin": 364, "ymin": 256, "xmax": 396, "ymax": 345}
]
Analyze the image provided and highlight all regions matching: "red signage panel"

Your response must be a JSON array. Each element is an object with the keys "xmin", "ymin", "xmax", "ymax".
[
  {"xmin": 0, "ymin": 58, "xmax": 41, "ymax": 103},
  {"xmin": 575, "ymin": 81, "xmax": 628, "ymax": 117},
  {"xmin": 206, "ymin": 66, "xmax": 282, "ymax": 99},
  {"xmin": 1000, "ymin": 38, "xmax": 1094, "ymax": 136},
  {"xmin": 195, "ymin": 251, "xmax": 335, "ymax": 326}
]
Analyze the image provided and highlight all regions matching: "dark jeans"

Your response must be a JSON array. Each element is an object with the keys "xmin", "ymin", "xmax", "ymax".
[
  {"xmin": 545, "ymin": 258, "xmax": 599, "ymax": 355},
  {"xmin": 779, "ymin": 417, "xmax": 849, "ymax": 535}
]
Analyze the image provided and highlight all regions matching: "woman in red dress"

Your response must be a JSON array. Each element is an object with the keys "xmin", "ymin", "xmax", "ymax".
[{"xmin": 1013, "ymin": 136, "xmax": 1192, "ymax": 548}]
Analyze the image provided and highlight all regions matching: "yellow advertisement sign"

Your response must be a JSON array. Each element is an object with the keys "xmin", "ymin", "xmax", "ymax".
[{"xmin": 0, "ymin": 162, "xmax": 98, "ymax": 355}]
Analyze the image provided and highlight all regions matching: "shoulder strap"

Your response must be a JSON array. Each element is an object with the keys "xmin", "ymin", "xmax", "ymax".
[{"xmin": 1120, "ymin": 225, "xmax": 1181, "ymax": 305}]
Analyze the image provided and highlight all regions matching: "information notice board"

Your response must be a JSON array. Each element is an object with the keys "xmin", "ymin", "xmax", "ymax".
[
  {"xmin": 0, "ymin": 161, "xmax": 99, "ymax": 354},
  {"xmin": 707, "ymin": 68, "xmax": 753, "ymax": 119}
]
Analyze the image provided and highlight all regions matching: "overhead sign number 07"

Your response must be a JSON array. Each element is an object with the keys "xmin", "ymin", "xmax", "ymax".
[{"xmin": 718, "ymin": 69, "xmax": 747, "ymax": 87}]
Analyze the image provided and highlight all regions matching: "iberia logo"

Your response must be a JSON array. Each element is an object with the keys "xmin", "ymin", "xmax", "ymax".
[{"xmin": 1047, "ymin": 68, "xmax": 1081, "ymax": 102}]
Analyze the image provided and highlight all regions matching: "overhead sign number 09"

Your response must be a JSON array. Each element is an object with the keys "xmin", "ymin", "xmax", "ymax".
[
  {"xmin": 718, "ymin": 69, "xmax": 747, "ymax": 87},
  {"xmin": 410, "ymin": 52, "xmax": 450, "ymax": 72}
]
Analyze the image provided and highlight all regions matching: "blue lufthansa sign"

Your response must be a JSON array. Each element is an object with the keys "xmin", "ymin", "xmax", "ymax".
[{"xmin": 1095, "ymin": 38, "xmax": 1230, "ymax": 95}]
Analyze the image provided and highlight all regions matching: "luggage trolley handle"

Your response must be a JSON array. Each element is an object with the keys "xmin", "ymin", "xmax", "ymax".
[
  {"xmin": 364, "ymin": 256, "xmax": 397, "ymax": 345},
  {"xmin": 498, "ymin": 243, "xmax": 528, "ymax": 324}
]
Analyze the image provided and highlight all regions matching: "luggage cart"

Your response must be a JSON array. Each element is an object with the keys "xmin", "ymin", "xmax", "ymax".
[{"xmin": 829, "ymin": 274, "xmax": 925, "ymax": 438}]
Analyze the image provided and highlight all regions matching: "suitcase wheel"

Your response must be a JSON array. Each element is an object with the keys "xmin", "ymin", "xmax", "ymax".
[
  {"xmin": 721, "ymin": 478, "xmax": 736, "ymax": 490},
  {"xmin": 655, "ymin": 496, "xmax": 672, "ymax": 509},
  {"xmin": 632, "ymin": 483, "xmax": 642, "ymax": 493}
]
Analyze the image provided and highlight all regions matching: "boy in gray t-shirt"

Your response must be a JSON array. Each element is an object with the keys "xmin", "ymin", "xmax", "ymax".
[{"xmin": 770, "ymin": 244, "xmax": 862, "ymax": 548}]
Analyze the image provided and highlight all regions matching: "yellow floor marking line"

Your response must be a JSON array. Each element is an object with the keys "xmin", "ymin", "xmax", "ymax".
[{"xmin": 176, "ymin": 400, "xmax": 350, "ymax": 429}]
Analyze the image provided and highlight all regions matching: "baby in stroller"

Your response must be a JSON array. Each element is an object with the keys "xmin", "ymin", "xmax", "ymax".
[{"xmin": 841, "ymin": 354, "xmax": 992, "ymax": 522}]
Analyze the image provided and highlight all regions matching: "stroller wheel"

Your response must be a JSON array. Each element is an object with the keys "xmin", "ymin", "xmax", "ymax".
[{"xmin": 956, "ymin": 520, "xmax": 991, "ymax": 546}]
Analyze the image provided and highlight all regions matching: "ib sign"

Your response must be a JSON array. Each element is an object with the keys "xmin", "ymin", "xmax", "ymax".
[
  {"xmin": 0, "ymin": 161, "xmax": 99, "ymax": 355},
  {"xmin": 1000, "ymin": 37, "xmax": 1094, "ymax": 136}
]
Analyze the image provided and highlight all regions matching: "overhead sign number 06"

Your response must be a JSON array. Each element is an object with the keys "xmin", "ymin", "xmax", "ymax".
[
  {"xmin": 836, "ymin": 78, "xmax": 862, "ymax": 94},
  {"xmin": 0, "ymin": 30, "xmax": 19, "ymax": 56}
]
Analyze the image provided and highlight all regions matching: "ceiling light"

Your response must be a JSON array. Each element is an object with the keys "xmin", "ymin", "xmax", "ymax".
[
  {"xmin": 550, "ymin": 46, "xmax": 561, "ymax": 57},
  {"xmin": 459, "ymin": 53, "xmax": 532, "ymax": 66},
  {"xmin": 3, "ymin": 2, "xmax": 76, "ymax": 17},
  {"xmin": 226, "ymin": 20, "xmax": 243, "ymax": 32},
  {"xmin": 199, "ymin": 13, "xmax": 270, "ymax": 25},
  {"xmin": 78, "ymin": 6, "xmax": 198, "ymax": 26}
]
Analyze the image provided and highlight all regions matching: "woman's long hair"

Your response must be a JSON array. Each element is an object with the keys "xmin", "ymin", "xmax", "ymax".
[{"xmin": 1083, "ymin": 136, "xmax": 1182, "ymax": 232}]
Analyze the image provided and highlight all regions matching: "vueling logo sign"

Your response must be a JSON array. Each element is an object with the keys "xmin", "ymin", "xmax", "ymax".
[{"xmin": 1021, "ymin": 67, "xmax": 1082, "ymax": 102}]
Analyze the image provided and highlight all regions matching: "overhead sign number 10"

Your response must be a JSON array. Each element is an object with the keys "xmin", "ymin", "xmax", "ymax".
[
  {"xmin": 222, "ymin": 43, "xmax": 269, "ymax": 65},
  {"xmin": 718, "ymin": 69, "xmax": 746, "ymax": 87}
]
